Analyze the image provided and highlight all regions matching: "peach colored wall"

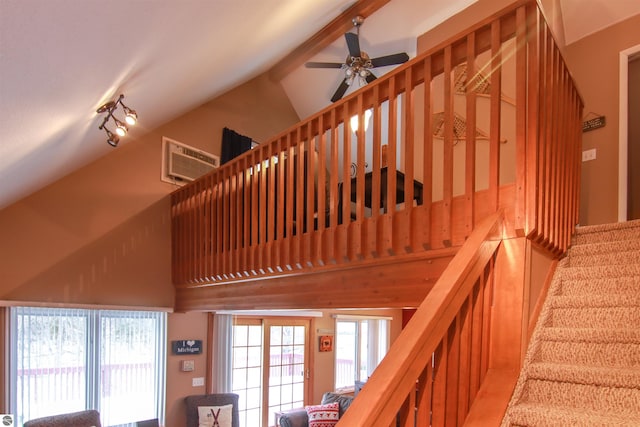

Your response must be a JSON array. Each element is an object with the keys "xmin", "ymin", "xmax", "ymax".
[
  {"xmin": 166, "ymin": 312, "xmax": 209, "ymax": 427},
  {"xmin": 0, "ymin": 73, "xmax": 300, "ymax": 425},
  {"xmin": 564, "ymin": 14, "xmax": 640, "ymax": 225}
]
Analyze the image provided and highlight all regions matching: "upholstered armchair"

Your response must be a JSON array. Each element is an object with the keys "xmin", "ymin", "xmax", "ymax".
[
  {"xmin": 185, "ymin": 393, "xmax": 240, "ymax": 427},
  {"xmin": 23, "ymin": 409, "xmax": 101, "ymax": 427}
]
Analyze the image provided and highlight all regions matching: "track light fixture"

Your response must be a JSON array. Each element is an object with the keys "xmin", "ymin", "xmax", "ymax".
[{"xmin": 97, "ymin": 94, "xmax": 138, "ymax": 147}]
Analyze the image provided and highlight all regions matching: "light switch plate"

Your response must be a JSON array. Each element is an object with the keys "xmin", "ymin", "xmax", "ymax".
[
  {"xmin": 192, "ymin": 377, "xmax": 205, "ymax": 387},
  {"xmin": 582, "ymin": 148, "xmax": 596, "ymax": 162},
  {"xmin": 181, "ymin": 359, "xmax": 195, "ymax": 372}
]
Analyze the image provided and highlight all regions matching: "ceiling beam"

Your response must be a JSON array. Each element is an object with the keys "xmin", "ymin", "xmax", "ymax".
[{"xmin": 269, "ymin": 0, "xmax": 391, "ymax": 81}]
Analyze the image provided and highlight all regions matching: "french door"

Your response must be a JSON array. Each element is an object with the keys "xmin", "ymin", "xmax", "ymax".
[{"xmin": 233, "ymin": 318, "xmax": 310, "ymax": 427}]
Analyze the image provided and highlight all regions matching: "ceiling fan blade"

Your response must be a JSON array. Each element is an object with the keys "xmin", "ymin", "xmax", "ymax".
[
  {"xmin": 365, "ymin": 72, "xmax": 377, "ymax": 84},
  {"xmin": 345, "ymin": 32, "xmax": 361, "ymax": 58},
  {"xmin": 305, "ymin": 61, "xmax": 344, "ymax": 69},
  {"xmin": 331, "ymin": 78, "xmax": 350, "ymax": 103},
  {"xmin": 370, "ymin": 52, "xmax": 410, "ymax": 68}
]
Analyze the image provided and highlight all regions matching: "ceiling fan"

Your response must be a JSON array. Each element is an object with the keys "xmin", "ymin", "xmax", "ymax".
[{"xmin": 306, "ymin": 16, "xmax": 410, "ymax": 103}]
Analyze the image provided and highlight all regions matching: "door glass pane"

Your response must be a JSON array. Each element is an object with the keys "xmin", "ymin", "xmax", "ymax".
[
  {"xmin": 267, "ymin": 325, "xmax": 305, "ymax": 426},
  {"xmin": 335, "ymin": 321, "xmax": 356, "ymax": 389},
  {"xmin": 233, "ymin": 324, "xmax": 263, "ymax": 427}
]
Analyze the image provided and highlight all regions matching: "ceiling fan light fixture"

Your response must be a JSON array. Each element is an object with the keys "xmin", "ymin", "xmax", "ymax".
[{"xmin": 96, "ymin": 94, "xmax": 138, "ymax": 147}]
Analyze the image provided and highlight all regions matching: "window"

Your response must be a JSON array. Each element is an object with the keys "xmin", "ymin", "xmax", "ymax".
[
  {"xmin": 9, "ymin": 307, "xmax": 166, "ymax": 426},
  {"xmin": 334, "ymin": 317, "xmax": 390, "ymax": 390}
]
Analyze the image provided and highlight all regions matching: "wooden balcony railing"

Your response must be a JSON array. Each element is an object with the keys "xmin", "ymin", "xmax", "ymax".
[{"xmin": 171, "ymin": 0, "xmax": 582, "ymax": 286}]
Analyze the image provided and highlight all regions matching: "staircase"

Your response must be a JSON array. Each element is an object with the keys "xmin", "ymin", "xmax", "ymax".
[{"xmin": 502, "ymin": 220, "xmax": 640, "ymax": 426}]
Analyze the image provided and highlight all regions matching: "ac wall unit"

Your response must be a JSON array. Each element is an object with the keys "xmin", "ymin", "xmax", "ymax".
[{"xmin": 161, "ymin": 137, "xmax": 220, "ymax": 186}]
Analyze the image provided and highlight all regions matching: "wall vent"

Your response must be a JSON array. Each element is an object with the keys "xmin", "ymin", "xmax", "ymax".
[{"xmin": 161, "ymin": 137, "xmax": 219, "ymax": 186}]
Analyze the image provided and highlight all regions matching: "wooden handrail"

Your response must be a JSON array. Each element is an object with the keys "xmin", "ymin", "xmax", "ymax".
[{"xmin": 337, "ymin": 211, "xmax": 504, "ymax": 426}]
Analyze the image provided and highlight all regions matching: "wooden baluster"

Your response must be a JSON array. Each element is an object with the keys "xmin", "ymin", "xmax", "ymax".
[
  {"xmin": 230, "ymin": 160, "xmax": 239, "ymax": 277},
  {"xmin": 542, "ymin": 26, "xmax": 555, "ymax": 248},
  {"xmin": 444, "ymin": 317, "xmax": 461, "ymax": 424},
  {"xmin": 480, "ymin": 259, "xmax": 495, "ymax": 382},
  {"xmin": 526, "ymin": 5, "xmax": 541, "ymax": 238},
  {"xmin": 306, "ymin": 126, "xmax": 316, "ymax": 265},
  {"xmin": 388, "ymin": 76, "xmax": 399, "ymax": 254},
  {"xmin": 515, "ymin": 5, "xmax": 527, "ymax": 236},
  {"xmin": 468, "ymin": 280, "xmax": 483, "ymax": 402},
  {"xmin": 355, "ymin": 95, "xmax": 366, "ymax": 259},
  {"xmin": 547, "ymin": 44, "xmax": 561, "ymax": 250},
  {"xmin": 342, "ymin": 105, "xmax": 352, "ymax": 261},
  {"xmin": 316, "ymin": 116, "xmax": 327, "ymax": 265},
  {"xmin": 267, "ymin": 144, "xmax": 276, "ymax": 271},
  {"xmin": 401, "ymin": 67, "xmax": 415, "ymax": 254},
  {"xmin": 415, "ymin": 362, "xmax": 433, "ymax": 426},
  {"xmin": 295, "ymin": 129, "xmax": 305, "ymax": 267},
  {"xmin": 285, "ymin": 133, "xmax": 295, "ymax": 269},
  {"xmin": 371, "ymin": 85, "xmax": 382, "ymax": 257},
  {"xmin": 443, "ymin": 45, "xmax": 454, "ymax": 247},
  {"xmin": 465, "ymin": 33, "xmax": 477, "ymax": 239},
  {"xmin": 457, "ymin": 298, "xmax": 472, "ymax": 421},
  {"xmin": 242, "ymin": 155, "xmax": 251, "ymax": 277},
  {"xmin": 431, "ymin": 341, "xmax": 447, "ymax": 427},
  {"xmin": 489, "ymin": 20, "xmax": 502, "ymax": 214},
  {"xmin": 423, "ymin": 56, "xmax": 433, "ymax": 250},
  {"xmin": 328, "ymin": 110, "xmax": 339, "ymax": 263},
  {"xmin": 275, "ymin": 136, "xmax": 286, "ymax": 270}
]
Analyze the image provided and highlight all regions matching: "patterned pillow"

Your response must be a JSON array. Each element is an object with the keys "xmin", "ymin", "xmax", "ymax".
[
  {"xmin": 305, "ymin": 401, "xmax": 340, "ymax": 427},
  {"xmin": 197, "ymin": 404, "xmax": 233, "ymax": 427}
]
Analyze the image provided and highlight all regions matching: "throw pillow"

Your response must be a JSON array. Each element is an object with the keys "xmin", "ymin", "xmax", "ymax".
[
  {"xmin": 305, "ymin": 401, "xmax": 339, "ymax": 427},
  {"xmin": 198, "ymin": 404, "xmax": 233, "ymax": 427}
]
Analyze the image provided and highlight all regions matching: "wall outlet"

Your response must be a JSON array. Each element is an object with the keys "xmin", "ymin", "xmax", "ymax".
[
  {"xmin": 192, "ymin": 377, "xmax": 205, "ymax": 387},
  {"xmin": 582, "ymin": 148, "xmax": 596, "ymax": 162}
]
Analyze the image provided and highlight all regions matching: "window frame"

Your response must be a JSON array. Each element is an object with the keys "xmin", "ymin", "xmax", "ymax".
[
  {"xmin": 334, "ymin": 316, "xmax": 390, "ymax": 392},
  {"xmin": 8, "ymin": 306, "xmax": 167, "ymax": 426}
]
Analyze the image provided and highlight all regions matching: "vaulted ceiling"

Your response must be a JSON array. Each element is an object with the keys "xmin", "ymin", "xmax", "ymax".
[{"xmin": 1, "ymin": 0, "xmax": 638, "ymax": 210}]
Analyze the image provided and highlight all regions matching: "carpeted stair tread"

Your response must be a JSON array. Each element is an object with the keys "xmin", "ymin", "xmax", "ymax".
[
  {"xmin": 522, "ymin": 378, "xmax": 640, "ymax": 414},
  {"xmin": 527, "ymin": 362, "xmax": 640, "ymax": 389},
  {"xmin": 568, "ymin": 248, "xmax": 640, "ymax": 267},
  {"xmin": 549, "ymin": 294, "xmax": 640, "ymax": 308},
  {"xmin": 573, "ymin": 220, "xmax": 640, "ymax": 245},
  {"xmin": 534, "ymin": 339, "xmax": 640, "ymax": 367},
  {"xmin": 558, "ymin": 264, "xmax": 640, "ymax": 281},
  {"xmin": 505, "ymin": 402, "xmax": 640, "ymax": 427},
  {"xmin": 557, "ymin": 276, "xmax": 640, "ymax": 296},
  {"xmin": 547, "ymin": 306, "xmax": 640, "ymax": 329},
  {"xmin": 538, "ymin": 327, "xmax": 640, "ymax": 343},
  {"xmin": 568, "ymin": 238, "xmax": 640, "ymax": 257}
]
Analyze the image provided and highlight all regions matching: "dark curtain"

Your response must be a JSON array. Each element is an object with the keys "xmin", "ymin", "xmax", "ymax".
[{"xmin": 220, "ymin": 127, "xmax": 252, "ymax": 165}]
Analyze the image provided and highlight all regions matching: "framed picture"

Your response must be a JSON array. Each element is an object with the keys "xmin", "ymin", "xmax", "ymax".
[{"xmin": 319, "ymin": 335, "xmax": 333, "ymax": 352}]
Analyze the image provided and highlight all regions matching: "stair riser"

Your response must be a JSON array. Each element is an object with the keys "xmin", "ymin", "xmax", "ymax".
[
  {"xmin": 523, "ymin": 380, "xmax": 640, "ymax": 414},
  {"xmin": 534, "ymin": 341, "xmax": 640, "ymax": 368},
  {"xmin": 559, "ymin": 264, "xmax": 640, "ymax": 281},
  {"xmin": 548, "ymin": 307, "xmax": 640, "ymax": 329}
]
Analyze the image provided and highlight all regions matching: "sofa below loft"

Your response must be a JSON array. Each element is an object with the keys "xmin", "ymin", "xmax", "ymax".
[{"xmin": 279, "ymin": 392, "xmax": 354, "ymax": 427}]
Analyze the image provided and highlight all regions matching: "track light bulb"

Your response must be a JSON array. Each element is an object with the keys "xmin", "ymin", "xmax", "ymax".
[
  {"xmin": 115, "ymin": 119, "xmax": 127, "ymax": 137},
  {"xmin": 123, "ymin": 108, "xmax": 137, "ymax": 125}
]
